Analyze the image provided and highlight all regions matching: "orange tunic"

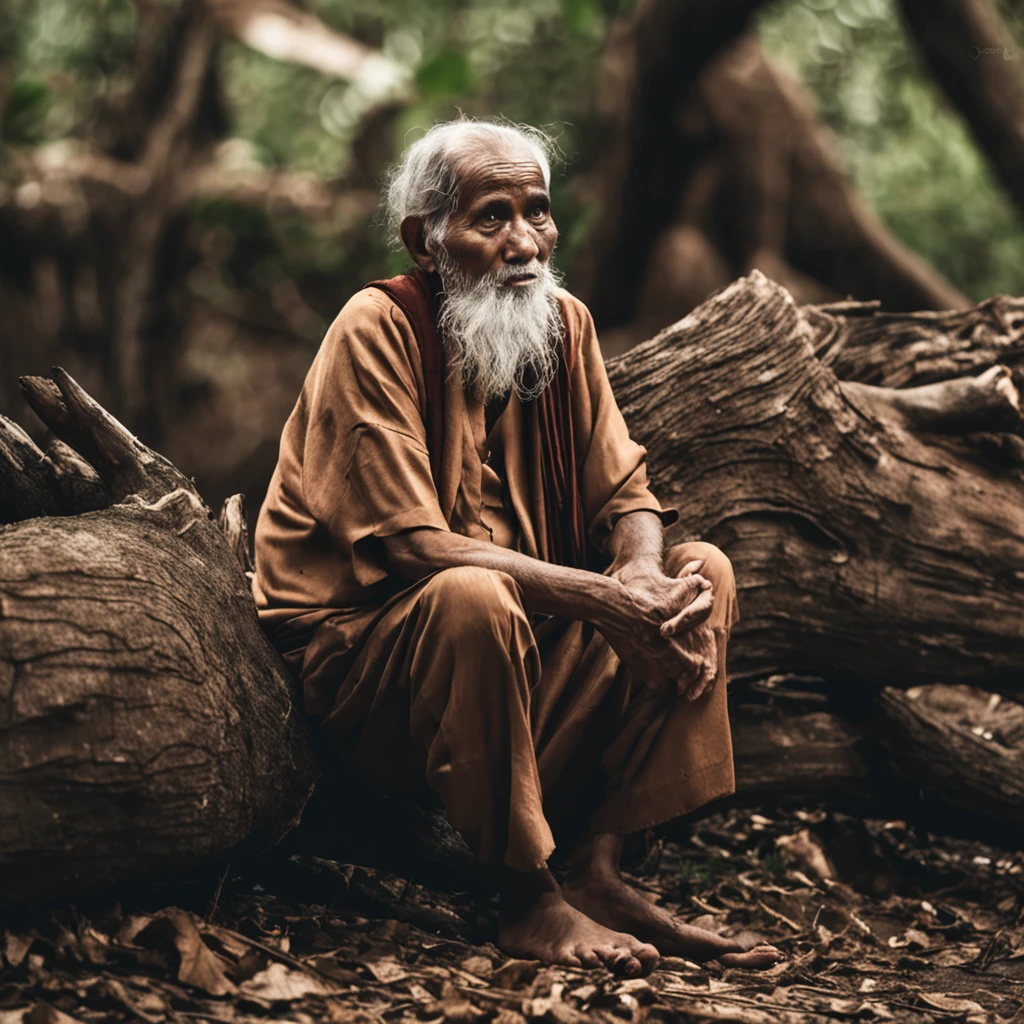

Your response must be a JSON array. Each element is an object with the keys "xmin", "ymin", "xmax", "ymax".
[{"xmin": 252, "ymin": 286, "xmax": 738, "ymax": 871}]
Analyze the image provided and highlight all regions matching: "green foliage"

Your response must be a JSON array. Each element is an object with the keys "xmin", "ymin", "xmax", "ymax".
[
  {"xmin": 3, "ymin": 75, "xmax": 50, "ymax": 142},
  {"xmin": 416, "ymin": 51, "xmax": 474, "ymax": 98},
  {"xmin": 757, "ymin": 0, "xmax": 1024, "ymax": 301},
  {"xmin": 216, "ymin": 0, "xmax": 616, "ymax": 291},
  {"xmin": 2, "ymin": 0, "xmax": 137, "ymax": 145}
]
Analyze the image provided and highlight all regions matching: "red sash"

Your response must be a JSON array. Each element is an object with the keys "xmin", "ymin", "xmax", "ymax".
[{"xmin": 366, "ymin": 269, "xmax": 587, "ymax": 568}]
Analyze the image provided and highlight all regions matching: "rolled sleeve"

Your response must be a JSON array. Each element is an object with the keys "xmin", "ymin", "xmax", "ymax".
[{"xmin": 589, "ymin": 464, "xmax": 679, "ymax": 553}]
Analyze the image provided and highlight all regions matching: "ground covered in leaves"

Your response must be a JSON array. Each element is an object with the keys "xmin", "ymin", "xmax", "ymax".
[{"xmin": 2, "ymin": 804, "xmax": 1023, "ymax": 1024}]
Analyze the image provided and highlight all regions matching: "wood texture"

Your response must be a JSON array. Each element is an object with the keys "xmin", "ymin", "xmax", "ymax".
[
  {"xmin": 607, "ymin": 270, "xmax": 1024, "ymax": 690},
  {"xmin": 808, "ymin": 294, "xmax": 1024, "ymax": 388},
  {"xmin": 875, "ymin": 684, "xmax": 1024, "ymax": 827},
  {"xmin": 0, "ymin": 370, "xmax": 317, "ymax": 903}
]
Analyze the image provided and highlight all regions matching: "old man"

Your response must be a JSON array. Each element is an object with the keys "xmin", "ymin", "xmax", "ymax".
[{"xmin": 253, "ymin": 119, "xmax": 782, "ymax": 974}]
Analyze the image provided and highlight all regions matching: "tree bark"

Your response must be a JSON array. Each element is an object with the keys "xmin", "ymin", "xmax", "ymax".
[
  {"xmin": 730, "ymin": 706, "xmax": 870, "ymax": 805},
  {"xmin": 807, "ymin": 293, "xmax": 1024, "ymax": 388},
  {"xmin": 606, "ymin": 271, "xmax": 1024, "ymax": 691},
  {"xmin": 0, "ymin": 369, "xmax": 318, "ymax": 904},
  {"xmin": 875, "ymin": 684, "xmax": 1024, "ymax": 828},
  {"xmin": 728, "ymin": 681, "xmax": 1024, "ymax": 835}
]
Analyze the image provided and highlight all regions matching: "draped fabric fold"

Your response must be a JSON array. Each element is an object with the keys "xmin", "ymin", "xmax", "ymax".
[{"xmin": 365, "ymin": 268, "xmax": 587, "ymax": 568}]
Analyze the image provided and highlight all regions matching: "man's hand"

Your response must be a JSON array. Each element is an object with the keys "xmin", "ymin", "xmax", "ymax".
[
  {"xmin": 597, "ymin": 559, "xmax": 716, "ymax": 696},
  {"xmin": 668, "ymin": 621, "xmax": 719, "ymax": 701}
]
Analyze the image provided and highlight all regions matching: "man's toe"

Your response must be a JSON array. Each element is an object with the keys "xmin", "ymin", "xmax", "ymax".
[
  {"xmin": 576, "ymin": 947, "xmax": 601, "ymax": 968},
  {"xmin": 619, "ymin": 955, "xmax": 643, "ymax": 976},
  {"xmin": 634, "ymin": 941, "xmax": 660, "ymax": 966}
]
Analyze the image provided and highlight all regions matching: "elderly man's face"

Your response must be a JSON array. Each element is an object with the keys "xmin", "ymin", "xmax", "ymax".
[{"xmin": 438, "ymin": 140, "xmax": 558, "ymax": 283}]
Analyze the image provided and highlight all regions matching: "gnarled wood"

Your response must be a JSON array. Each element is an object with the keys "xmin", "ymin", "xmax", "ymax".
[
  {"xmin": 0, "ymin": 417, "xmax": 60, "ymax": 524},
  {"xmin": 808, "ymin": 293, "xmax": 1024, "ymax": 388},
  {"xmin": 847, "ymin": 364, "xmax": 1020, "ymax": 434},
  {"xmin": 0, "ymin": 418, "xmax": 112, "ymax": 524},
  {"xmin": 219, "ymin": 492, "xmax": 254, "ymax": 574},
  {"xmin": 729, "ymin": 679, "xmax": 1024, "ymax": 837},
  {"xmin": 608, "ymin": 271, "xmax": 1024, "ymax": 691},
  {"xmin": 875, "ymin": 684, "xmax": 1024, "ymax": 828},
  {"xmin": 0, "ymin": 369, "xmax": 318, "ymax": 904},
  {"xmin": 6, "ymin": 267, "xmax": 1024, "ymax": 895}
]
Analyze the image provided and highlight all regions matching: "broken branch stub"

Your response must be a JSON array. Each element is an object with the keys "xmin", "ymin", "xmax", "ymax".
[{"xmin": 19, "ymin": 367, "xmax": 186, "ymax": 505}]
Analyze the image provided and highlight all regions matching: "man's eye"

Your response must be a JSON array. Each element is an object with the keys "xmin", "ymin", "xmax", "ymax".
[{"xmin": 529, "ymin": 207, "xmax": 546, "ymax": 218}]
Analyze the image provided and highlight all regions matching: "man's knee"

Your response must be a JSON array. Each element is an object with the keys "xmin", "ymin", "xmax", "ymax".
[
  {"xmin": 667, "ymin": 541, "xmax": 735, "ymax": 594},
  {"xmin": 419, "ymin": 565, "xmax": 527, "ymax": 642}
]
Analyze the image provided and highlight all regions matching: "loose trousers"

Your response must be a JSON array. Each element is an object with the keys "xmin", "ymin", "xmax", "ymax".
[{"xmin": 288, "ymin": 542, "xmax": 738, "ymax": 873}]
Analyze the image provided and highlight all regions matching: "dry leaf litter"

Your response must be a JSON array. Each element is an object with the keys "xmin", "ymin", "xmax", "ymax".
[{"xmin": 2, "ymin": 803, "xmax": 1023, "ymax": 1023}]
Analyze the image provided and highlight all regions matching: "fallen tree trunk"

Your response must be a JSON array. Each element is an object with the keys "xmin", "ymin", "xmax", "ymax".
[
  {"xmin": 729, "ymin": 680, "xmax": 1024, "ymax": 836},
  {"xmin": 4, "ymin": 268, "xmax": 1024, "ymax": 898},
  {"xmin": 874, "ymin": 684, "xmax": 1024, "ymax": 829},
  {"xmin": 0, "ymin": 369, "xmax": 318, "ymax": 903},
  {"xmin": 807, "ymin": 293, "xmax": 1024, "ymax": 393},
  {"xmin": 607, "ymin": 270, "xmax": 1024, "ymax": 691}
]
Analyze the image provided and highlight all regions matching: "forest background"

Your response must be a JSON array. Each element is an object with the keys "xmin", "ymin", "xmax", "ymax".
[{"xmin": 3, "ymin": 0, "xmax": 1024, "ymax": 519}]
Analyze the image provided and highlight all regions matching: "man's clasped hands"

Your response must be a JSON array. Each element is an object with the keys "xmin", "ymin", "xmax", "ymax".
[{"xmin": 596, "ymin": 558, "xmax": 719, "ymax": 700}]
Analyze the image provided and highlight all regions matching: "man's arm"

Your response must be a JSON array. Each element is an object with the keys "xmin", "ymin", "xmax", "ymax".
[
  {"xmin": 381, "ymin": 514, "xmax": 713, "ymax": 686},
  {"xmin": 606, "ymin": 508, "xmax": 665, "ymax": 582}
]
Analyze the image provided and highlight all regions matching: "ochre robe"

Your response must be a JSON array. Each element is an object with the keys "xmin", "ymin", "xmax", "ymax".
[{"xmin": 253, "ymin": 284, "xmax": 738, "ymax": 872}]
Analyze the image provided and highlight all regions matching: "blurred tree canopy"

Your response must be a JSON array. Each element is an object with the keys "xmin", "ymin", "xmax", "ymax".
[
  {"xmin": 5, "ymin": 0, "xmax": 1023, "ymax": 307},
  {"xmin": 758, "ymin": 0, "xmax": 1024, "ymax": 301}
]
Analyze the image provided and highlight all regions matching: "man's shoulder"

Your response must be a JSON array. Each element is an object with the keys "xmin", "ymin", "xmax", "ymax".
[
  {"xmin": 553, "ymin": 288, "xmax": 595, "ymax": 332},
  {"xmin": 332, "ymin": 283, "xmax": 412, "ymax": 331},
  {"xmin": 553, "ymin": 287, "xmax": 590, "ymax": 315},
  {"xmin": 319, "ymin": 284, "xmax": 417, "ymax": 359},
  {"xmin": 552, "ymin": 289, "xmax": 598, "ymax": 361}
]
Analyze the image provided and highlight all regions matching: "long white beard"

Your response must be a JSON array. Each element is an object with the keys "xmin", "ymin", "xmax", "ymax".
[{"xmin": 433, "ymin": 249, "xmax": 564, "ymax": 404}]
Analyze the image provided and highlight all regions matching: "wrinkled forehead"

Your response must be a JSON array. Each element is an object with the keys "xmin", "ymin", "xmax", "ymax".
[{"xmin": 450, "ymin": 135, "xmax": 548, "ymax": 208}]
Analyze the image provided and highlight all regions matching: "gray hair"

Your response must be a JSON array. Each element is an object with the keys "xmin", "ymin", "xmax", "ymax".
[{"xmin": 383, "ymin": 118, "xmax": 558, "ymax": 252}]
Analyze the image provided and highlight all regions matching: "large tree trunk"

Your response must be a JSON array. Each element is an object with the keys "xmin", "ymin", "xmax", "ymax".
[
  {"xmin": 0, "ymin": 370, "xmax": 318, "ymax": 903},
  {"xmin": 897, "ymin": 0, "xmax": 1024, "ymax": 222},
  {"xmin": 577, "ymin": 0, "xmax": 970, "ymax": 355},
  {"xmin": 606, "ymin": 271, "xmax": 1024, "ymax": 690}
]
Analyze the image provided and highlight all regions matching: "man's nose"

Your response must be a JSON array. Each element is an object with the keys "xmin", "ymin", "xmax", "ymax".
[{"xmin": 502, "ymin": 219, "xmax": 540, "ymax": 264}]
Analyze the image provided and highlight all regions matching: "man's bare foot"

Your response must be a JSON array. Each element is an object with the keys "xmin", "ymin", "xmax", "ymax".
[
  {"xmin": 564, "ymin": 836, "xmax": 785, "ymax": 970},
  {"xmin": 499, "ymin": 868, "xmax": 660, "ymax": 976}
]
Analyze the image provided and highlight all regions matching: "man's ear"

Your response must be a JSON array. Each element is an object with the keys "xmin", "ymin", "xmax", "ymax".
[{"xmin": 399, "ymin": 216, "xmax": 437, "ymax": 273}]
